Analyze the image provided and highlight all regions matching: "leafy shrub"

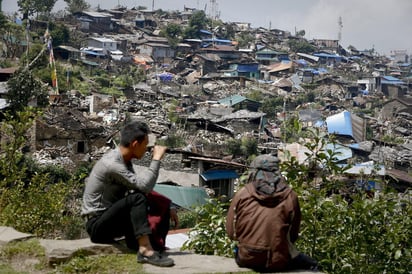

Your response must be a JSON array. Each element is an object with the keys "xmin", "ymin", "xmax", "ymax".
[
  {"xmin": 157, "ymin": 134, "xmax": 186, "ymax": 148},
  {"xmin": 0, "ymin": 109, "xmax": 87, "ymax": 239},
  {"xmin": 224, "ymin": 138, "xmax": 242, "ymax": 156},
  {"xmin": 224, "ymin": 137, "xmax": 258, "ymax": 160},
  {"xmin": 177, "ymin": 208, "xmax": 197, "ymax": 229},
  {"xmin": 241, "ymin": 136, "xmax": 258, "ymax": 160},
  {"xmin": 182, "ymin": 198, "xmax": 235, "ymax": 257},
  {"xmin": 0, "ymin": 170, "xmax": 81, "ymax": 238}
]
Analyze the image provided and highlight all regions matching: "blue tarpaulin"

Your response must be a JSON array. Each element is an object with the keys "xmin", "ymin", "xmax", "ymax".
[{"xmin": 157, "ymin": 72, "xmax": 173, "ymax": 82}]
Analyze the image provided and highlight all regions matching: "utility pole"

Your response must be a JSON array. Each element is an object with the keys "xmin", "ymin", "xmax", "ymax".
[
  {"xmin": 338, "ymin": 16, "xmax": 343, "ymax": 42},
  {"xmin": 209, "ymin": 0, "xmax": 217, "ymax": 20}
]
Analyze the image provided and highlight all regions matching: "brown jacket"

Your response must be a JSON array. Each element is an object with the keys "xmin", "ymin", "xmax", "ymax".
[{"xmin": 226, "ymin": 181, "xmax": 301, "ymax": 271}]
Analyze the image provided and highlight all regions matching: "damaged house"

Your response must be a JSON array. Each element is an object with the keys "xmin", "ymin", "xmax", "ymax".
[{"xmin": 32, "ymin": 106, "xmax": 110, "ymax": 168}]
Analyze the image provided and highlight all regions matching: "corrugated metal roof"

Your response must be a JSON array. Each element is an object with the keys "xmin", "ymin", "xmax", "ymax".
[
  {"xmin": 325, "ymin": 143, "xmax": 353, "ymax": 161},
  {"xmin": 341, "ymin": 162, "xmax": 385, "ymax": 176},
  {"xmin": 237, "ymin": 63, "xmax": 259, "ymax": 73},
  {"xmin": 326, "ymin": 110, "xmax": 367, "ymax": 142},
  {"xmin": 382, "ymin": 75, "xmax": 401, "ymax": 81},
  {"xmin": 89, "ymin": 37, "xmax": 116, "ymax": 43},
  {"xmin": 56, "ymin": 45, "xmax": 80, "ymax": 52},
  {"xmin": 382, "ymin": 75, "xmax": 405, "ymax": 85},
  {"xmin": 256, "ymin": 50, "xmax": 283, "ymax": 55},
  {"xmin": 314, "ymin": 53, "xmax": 342, "ymax": 60},
  {"xmin": 218, "ymin": 94, "xmax": 247, "ymax": 106},
  {"xmin": 267, "ymin": 61, "xmax": 293, "ymax": 73},
  {"xmin": 297, "ymin": 52, "xmax": 319, "ymax": 62},
  {"xmin": 81, "ymin": 50, "xmax": 106, "ymax": 57},
  {"xmin": 81, "ymin": 11, "xmax": 112, "ymax": 18},
  {"xmin": 200, "ymin": 170, "xmax": 239, "ymax": 181}
]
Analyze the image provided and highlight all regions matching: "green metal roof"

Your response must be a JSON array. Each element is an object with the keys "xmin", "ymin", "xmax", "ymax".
[{"xmin": 218, "ymin": 94, "xmax": 247, "ymax": 106}]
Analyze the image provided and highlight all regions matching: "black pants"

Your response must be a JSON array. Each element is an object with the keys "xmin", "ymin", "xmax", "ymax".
[{"xmin": 86, "ymin": 192, "xmax": 151, "ymax": 250}]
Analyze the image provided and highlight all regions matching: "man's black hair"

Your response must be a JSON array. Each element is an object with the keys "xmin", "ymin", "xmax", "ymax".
[{"xmin": 120, "ymin": 121, "xmax": 150, "ymax": 147}]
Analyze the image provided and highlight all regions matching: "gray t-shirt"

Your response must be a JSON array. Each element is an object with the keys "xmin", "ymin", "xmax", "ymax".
[{"xmin": 81, "ymin": 149, "xmax": 160, "ymax": 216}]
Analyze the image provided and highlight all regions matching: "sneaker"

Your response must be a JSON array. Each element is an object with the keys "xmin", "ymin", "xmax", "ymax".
[{"xmin": 137, "ymin": 251, "xmax": 174, "ymax": 267}]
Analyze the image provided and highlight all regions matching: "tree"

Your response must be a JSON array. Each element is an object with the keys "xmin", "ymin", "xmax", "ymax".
[
  {"xmin": 49, "ymin": 22, "xmax": 70, "ymax": 47},
  {"xmin": 0, "ymin": 11, "xmax": 7, "ymax": 29},
  {"xmin": 0, "ymin": 20, "xmax": 25, "ymax": 59},
  {"xmin": 160, "ymin": 23, "xmax": 182, "ymax": 48},
  {"xmin": 6, "ymin": 68, "xmax": 49, "ymax": 113},
  {"xmin": 236, "ymin": 32, "xmax": 254, "ymax": 49},
  {"xmin": 64, "ymin": 0, "xmax": 90, "ymax": 14},
  {"xmin": 183, "ymin": 10, "xmax": 209, "ymax": 39},
  {"xmin": 287, "ymin": 39, "xmax": 316, "ymax": 54},
  {"xmin": 18, "ymin": 0, "xmax": 57, "ymax": 19}
]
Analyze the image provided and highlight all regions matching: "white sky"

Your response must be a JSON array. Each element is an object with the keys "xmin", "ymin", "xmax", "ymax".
[{"xmin": 2, "ymin": 0, "xmax": 412, "ymax": 56}]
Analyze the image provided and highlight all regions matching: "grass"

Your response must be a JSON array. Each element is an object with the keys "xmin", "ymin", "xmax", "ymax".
[
  {"xmin": 0, "ymin": 239, "xmax": 258, "ymax": 274},
  {"xmin": 0, "ymin": 239, "xmax": 146, "ymax": 274}
]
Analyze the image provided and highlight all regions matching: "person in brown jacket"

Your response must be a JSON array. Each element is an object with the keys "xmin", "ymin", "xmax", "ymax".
[{"xmin": 226, "ymin": 154, "xmax": 318, "ymax": 272}]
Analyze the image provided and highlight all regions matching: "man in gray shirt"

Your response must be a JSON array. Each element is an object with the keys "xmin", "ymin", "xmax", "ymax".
[{"xmin": 82, "ymin": 121, "xmax": 175, "ymax": 267}]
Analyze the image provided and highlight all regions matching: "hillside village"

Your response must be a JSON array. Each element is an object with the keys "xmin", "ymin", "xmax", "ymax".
[{"xmin": 1, "ymin": 4, "xmax": 412, "ymax": 204}]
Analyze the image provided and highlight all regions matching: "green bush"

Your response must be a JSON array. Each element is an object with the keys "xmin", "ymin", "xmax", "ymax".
[
  {"xmin": 224, "ymin": 137, "xmax": 258, "ymax": 160},
  {"xmin": 182, "ymin": 198, "xmax": 235, "ymax": 257},
  {"xmin": 177, "ymin": 208, "xmax": 197, "ymax": 229},
  {"xmin": 157, "ymin": 134, "xmax": 186, "ymax": 148},
  {"xmin": 0, "ymin": 109, "xmax": 87, "ymax": 239},
  {"xmin": 186, "ymin": 130, "xmax": 412, "ymax": 273},
  {"xmin": 224, "ymin": 138, "xmax": 242, "ymax": 156}
]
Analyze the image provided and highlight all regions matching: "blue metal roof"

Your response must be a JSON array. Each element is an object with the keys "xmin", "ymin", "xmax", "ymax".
[
  {"xmin": 382, "ymin": 75, "xmax": 405, "ymax": 85},
  {"xmin": 81, "ymin": 50, "xmax": 106, "ymax": 57},
  {"xmin": 200, "ymin": 29, "xmax": 213, "ymax": 35},
  {"xmin": 202, "ymin": 38, "xmax": 232, "ymax": 44},
  {"xmin": 326, "ymin": 110, "xmax": 353, "ymax": 137},
  {"xmin": 383, "ymin": 75, "xmax": 401, "ymax": 81},
  {"xmin": 200, "ymin": 170, "xmax": 239, "ymax": 181}
]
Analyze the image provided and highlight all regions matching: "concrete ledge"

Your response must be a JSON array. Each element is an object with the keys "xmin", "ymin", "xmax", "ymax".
[
  {"xmin": 0, "ymin": 227, "xmax": 323, "ymax": 273},
  {"xmin": 0, "ymin": 226, "xmax": 34, "ymax": 245},
  {"xmin": 39, "ymin": 238, "xmax": 128, "ymax": 265}
]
